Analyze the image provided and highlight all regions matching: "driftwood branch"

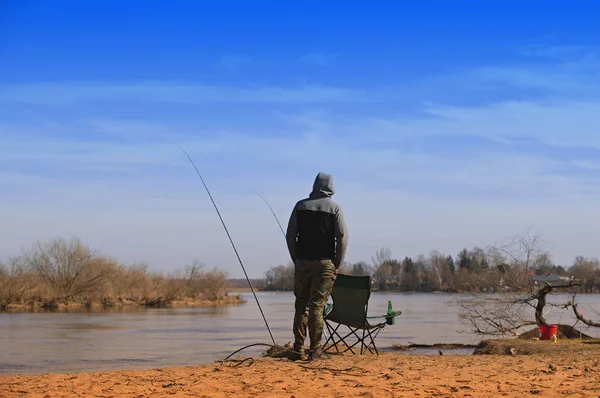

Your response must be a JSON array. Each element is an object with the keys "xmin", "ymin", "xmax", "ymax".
[
  {"xmin": 562, "ymin": 293, "xmax": 600, "ymax": 328},
  {"xmin": 521, "ymin": 280, "xmax": 579, "ymax": 326},
  {"xmin": 455, "ymin": 293, "xmax": 538, "ymax": 336},
  {"xmin": 456, "ymin": 279, "xmax": 581, "ymax": 336}
]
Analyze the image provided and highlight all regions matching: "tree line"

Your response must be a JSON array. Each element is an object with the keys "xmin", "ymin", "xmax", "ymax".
[
  {"xmin": 0, "ymin": 237, "xmax": 238, "ymax": 311},
  {"xmin": 264, "ymin": 235, "xmax": 600, "ymax": 293}
]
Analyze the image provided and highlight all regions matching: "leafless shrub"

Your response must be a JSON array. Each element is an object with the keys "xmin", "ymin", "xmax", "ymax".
[
  {"xmin": 0, "ymin": 257, "xmax": 37, "ymax": 310},
  {"xmin": 197, "ymin": 267, "xmax": 230, "ymax": 301},
  {"xmin": 23, "ymin": 237, "xmax": 115, "ymax": 301},
  {"xmin": 0, "ymin": 237, "xmax": 234, "ymax": 311},
  {"xmin": 113, "ymin": 262, "xmax": 203, "ymax": 307}
]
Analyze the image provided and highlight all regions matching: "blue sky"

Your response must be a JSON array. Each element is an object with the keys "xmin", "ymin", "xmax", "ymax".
[{"xmin": 1, "ymin": 1, "xmax": 600, "ymax": 277}]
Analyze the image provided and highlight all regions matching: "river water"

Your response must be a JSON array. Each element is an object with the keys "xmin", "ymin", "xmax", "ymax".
[{"xmin": 0, "ymin": 292, "xmax": 598, "ymax": 376}]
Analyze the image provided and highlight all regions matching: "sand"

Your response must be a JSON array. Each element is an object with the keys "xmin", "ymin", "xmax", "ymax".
[{"xmin": 1, "ymin": 343, "xmax": 600, "ymax": 397}]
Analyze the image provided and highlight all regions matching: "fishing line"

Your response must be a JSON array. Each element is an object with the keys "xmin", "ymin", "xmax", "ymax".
[{"xmin": 175, "ymin": 144, "xmax": 276, "ymax": 345}]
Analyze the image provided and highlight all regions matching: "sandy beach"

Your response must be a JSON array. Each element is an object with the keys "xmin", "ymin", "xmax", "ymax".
[{"xmin": 1, "ymin": 340, "xmax": 599, "ymax": 397}]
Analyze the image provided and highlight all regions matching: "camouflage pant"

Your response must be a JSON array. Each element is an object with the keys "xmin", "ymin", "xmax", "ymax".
[{"xmin": 293, "ymin": 259, "xmax": 336, "ymax": 352}]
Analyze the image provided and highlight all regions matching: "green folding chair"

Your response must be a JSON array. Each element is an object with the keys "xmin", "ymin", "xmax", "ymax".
[{"xmin": 322, "ymin": 274, "xmax": 401, "ymax": 355}]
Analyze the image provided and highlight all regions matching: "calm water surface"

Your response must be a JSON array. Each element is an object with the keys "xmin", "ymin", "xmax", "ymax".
[{"xmin": 0, "ymin": 292, "xmax": 598, "ymax": 376}]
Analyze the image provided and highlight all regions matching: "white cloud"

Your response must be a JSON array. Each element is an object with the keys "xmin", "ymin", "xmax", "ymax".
[{"xmin": 419, "ymin": 100, "xmax": 600, "ymax": 148}]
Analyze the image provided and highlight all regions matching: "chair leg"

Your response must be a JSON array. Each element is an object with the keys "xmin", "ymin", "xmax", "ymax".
[
  {"xmin": 336, "ymin": 327, "xmax": 360, "ymax": 355},
  {"xmin": 323, "ymin": 323, "xmax": 388, "ymax": 356},
  {"xmin": 360, "ymin": 328, "xmax": 366, "ymax": 354},
  {"xmin": 323, "ymin": 321, "xmax": 334, "ymax": 351},
  {"xmin": 323, "ymin": 322, "xmax": 341, "ymax": 353},
  {"xmin": 342, "ymin": 326, "xmax": 371, "ymax": 355},
  {"xmin": 338, "ymin": 327, "xmax": 370, "ymax": 355},
  {"xmin": 364, "ymin": 327, "xmax": 383, "ymax": 355},
  {"xmin": 325, "ymin": 323, "xmax": 358, "ymax": 355}
]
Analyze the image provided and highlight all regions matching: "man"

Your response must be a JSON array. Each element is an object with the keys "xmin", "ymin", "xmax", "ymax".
[{"xmin": 286, "ymin": 172, "xmax": 348, "ymax": 360}]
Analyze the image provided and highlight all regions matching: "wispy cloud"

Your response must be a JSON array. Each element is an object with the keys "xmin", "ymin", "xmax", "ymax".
[
  {"xmin": 2, "ymin": 108, "xmax": 599, "ymax": 201},
  {"xmin": 419, "ymin": 100, "xmax": 600, "ymax": 148},
  {"xmin": 516, "ymin": 44, "xmax": 596, "ymax": 59},
  {"xmin": 410, "ymin": 44, "xmax": 600, "ymax": 105},
  {"xmin": 0, "ymin": 82, "xmax": 361, "ymax": 105}
]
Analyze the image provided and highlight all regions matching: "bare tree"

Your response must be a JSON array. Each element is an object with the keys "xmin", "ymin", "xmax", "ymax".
[
  {"xmin": 484, "ymin": 227, "xmax": 548, "ymax": 291},
  {"xmin": 0, "ymin": 257, "xmax": 37, "ymax": 310},
  {"xmin": 569, "ymin": 257, "xmax": 600, "ymax": 293},
  {"xmin": 372, "ymin": 247, "xmax": 391, "ymax": 268},
  {"xmin": 429, "ymin": 251, "xmax": 451, "ymax": 291},
  {"xmin": 23, "ymin": 237, "xmax": 115, "ymax": 303},
  {"xmin": 372, "ymin": 247, "xmax": 393, "ymax": 289},
  {"xmin": 136, "ymin": 262, "xmax": 202, "ymax": 307},
  {"xmin": 264, "ymin": 263, "xmax": 294, "ymax": 291},
  {"xmin": 185, "ymin": 260, "xmax": 206, "ymax": 299}
]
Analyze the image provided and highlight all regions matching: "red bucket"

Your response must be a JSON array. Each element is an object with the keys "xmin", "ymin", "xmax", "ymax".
[{"xmin": 539, "ymin": 324, "xmax": 558, "ymax": 340}]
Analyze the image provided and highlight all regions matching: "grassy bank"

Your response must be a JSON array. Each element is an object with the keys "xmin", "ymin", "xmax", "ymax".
[
  {"xmin": 0, "ymin": 237, "xmax": 244, "ymax": 312},
  {"xmin": 1, "ymin": 295, "xmax": 246, "ymax": 313}
]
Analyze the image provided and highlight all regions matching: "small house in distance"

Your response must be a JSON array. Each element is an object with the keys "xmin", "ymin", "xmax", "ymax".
[{"xmin": 531, "ymin": 274, "xmax": 572, "ymax": 285}]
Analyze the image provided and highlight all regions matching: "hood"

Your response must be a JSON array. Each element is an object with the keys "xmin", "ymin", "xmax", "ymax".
[{"xmin": 310, "ymin": 172, "xmax": 335, "ymax": 198}]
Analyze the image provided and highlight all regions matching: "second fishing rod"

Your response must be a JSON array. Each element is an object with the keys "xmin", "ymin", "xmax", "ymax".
[{"xmin": 177, "ymin": 145, "xmax": 276, "ymax": 345}]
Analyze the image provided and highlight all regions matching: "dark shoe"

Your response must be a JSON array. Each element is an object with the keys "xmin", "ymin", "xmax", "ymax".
[
  {"xmin": 289, "ymin": 344, "xmax": 308, "ymax": 361},
  {"xmin": 308, "ymin": 348, "xmax": 328, "ymax": 360}
]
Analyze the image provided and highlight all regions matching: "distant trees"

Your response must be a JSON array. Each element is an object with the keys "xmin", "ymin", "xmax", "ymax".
[
  {"xmin": 264, "ymin": 263, "xmax": 295, "ymax": 291},
  {"xmin": 344, "ymin": 261, "xmax": 373, "ymax": 277},
  {"xmin": 569, "ymin": 256, "xmax": 600, "ymax": 293},
  {"xmin": 262, "ymin": 233, "xmax": 600, "ymax": 294}
]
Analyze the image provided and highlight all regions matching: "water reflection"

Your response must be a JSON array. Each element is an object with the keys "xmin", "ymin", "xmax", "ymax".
[{"xmin": 0, "ymin": 292, "xmax": 598, "ymax": 376}]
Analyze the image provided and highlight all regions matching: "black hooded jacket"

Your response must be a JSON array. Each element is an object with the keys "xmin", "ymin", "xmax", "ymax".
[{"xmin": 286, "ymin": 172, "xmax": 348, "ymax": 268}]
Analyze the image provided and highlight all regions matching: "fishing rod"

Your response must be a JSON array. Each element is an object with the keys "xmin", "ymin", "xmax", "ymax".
[
  {"xmin": 254, "ymin": 192, "xmax": 286, "ymax": 239},
  {"xmin": 176, "ymin": 144, "xmax": 276, "ymax": 346}
]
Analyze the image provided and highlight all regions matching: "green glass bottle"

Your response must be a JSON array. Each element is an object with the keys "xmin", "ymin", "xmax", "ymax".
[{"xmin": 386, "ymin": 300, "xmax": 395, "ymax": 325}]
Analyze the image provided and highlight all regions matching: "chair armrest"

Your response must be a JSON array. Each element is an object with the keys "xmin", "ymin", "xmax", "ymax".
[
  {"xmin": 367, "ymin": 310, "xmax": 402, "ymax": 325},
  {"xmin": 366, "ymin": 310, "xmax": 402, "ymax": 319}
]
